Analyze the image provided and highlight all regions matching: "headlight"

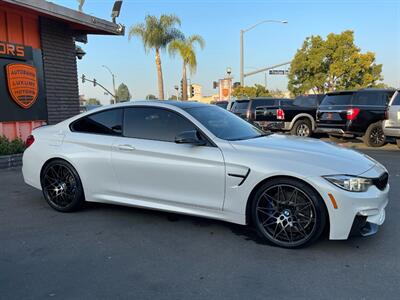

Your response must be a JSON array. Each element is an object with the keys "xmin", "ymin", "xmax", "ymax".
[{"xmin": 323, "ymin": 175, "xmax": 373, "ymax": 192}]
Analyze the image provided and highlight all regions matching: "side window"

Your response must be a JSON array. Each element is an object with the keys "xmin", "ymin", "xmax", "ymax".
[
  {"xmin": 71, "ymin": 109, "xmax": 123, "ymax": 135},
  {"xmin": 392, "ymin": 93, "xmax": 400, "ymax": 106},
  {"xmin": 356, "ymin": 92, "xmax": 383, "ymax": 106},
  {"xmin": 124, "ymin": 107, "xmax": 196, "ymax": 142}
]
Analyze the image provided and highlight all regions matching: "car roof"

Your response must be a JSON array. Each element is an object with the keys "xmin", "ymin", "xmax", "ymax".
[
  {"xmin": 326, "ymin": 88, "xmax": 395, "ymax": 95},
  {"xmin": 108, "ymin": 100, "xmax": 211, "ymax": 110}
]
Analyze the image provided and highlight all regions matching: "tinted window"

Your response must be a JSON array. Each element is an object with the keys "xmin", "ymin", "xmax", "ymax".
[
  {"xmin": 215, "ymin": 101, "xmax": 228, "ymax": 109},
  {"xmin": 186, "ymin": 106, "xmax": 264, "ymax": 141},
  {"xmin": 294, "ymin": 96, "xmax": 317, "ymax": 107},
  {"xmin": 124, "ymin": 107, "xmax": 196, "ymax": 142},
  {"xmin": 250, "ymin": 99, "xmax": 277, "ymax": 109},
  {"xmin": 71, "ymin": 109, "xmax": 123, "ymax": 135},
  {"xmin": 392, "ymin": 92, "xmax": 400, "ymax": 106},
  {"xmin": 320, "ymin": 94, "xmax": 353, "ymax": 106},
  {"xmin": 232, "ymin": 100, "xmax": 249, "ymax": 111},
  {"xmin": 354, "ymin": 92, "xmax": 386, "ymax": 106}
]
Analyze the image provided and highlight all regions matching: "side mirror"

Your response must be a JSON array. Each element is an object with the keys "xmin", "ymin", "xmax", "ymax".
[{"xmin": 175, "ymin": 130, "xmax": 207, "ymax": 146}]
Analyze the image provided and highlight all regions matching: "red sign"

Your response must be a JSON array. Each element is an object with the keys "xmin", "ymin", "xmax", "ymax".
[{"xmin": 6, "ymin": 63, "xmax": 39, "ymax": 109}]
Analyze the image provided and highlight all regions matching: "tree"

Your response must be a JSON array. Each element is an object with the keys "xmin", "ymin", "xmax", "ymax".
[
  {"xmin": 269, "ymin": 89, "xmax": 287, "ymax": 98},
  {"xmin": 288, "ymin": 30, "xmax": 383, "ymax": 96},
  {"xmin": 129, "ymin": 15, "xmax": 183, "ymax": 100},
  {"xmin": 232, "ymin": 84, "xmax": 271, "ymax": 98},
  {"xmin": 168, "ymin": 34, "xmax": 205, "ymax": 100},
  {"xmin": 116, "ymin": 83, "xmax": 132, "ymax": 102},
  {"xmin": 146, "ymin": 94, "xmax": 157, "ymax": 100},
  {"xmin": 87, "ymin": 98, "xmax": 101, "ymax": 105},
  {"xmin": 77, "ymin": 0, "xmax": 85, "ymax": 12}
]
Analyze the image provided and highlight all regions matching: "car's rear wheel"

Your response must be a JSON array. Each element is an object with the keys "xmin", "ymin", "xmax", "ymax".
[
  {"xmin": 40, "ymin": 159, "xmax": 84, "ymax": 212},
  {"xmin": 251, "ymin": 178, "xmax": 327, "ymax": 248},
  {"xmin": 291, "ymin": 119, "xmax": 312, "ymax": 137},
  {"xmin": 363, "ymin": 122, "xmax": 386, "ymax": 147}
]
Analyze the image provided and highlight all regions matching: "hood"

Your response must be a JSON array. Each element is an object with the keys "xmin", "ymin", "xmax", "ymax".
[{"xmin": 229, "ymin": 134, "xmax": 377, "ymax": 176}]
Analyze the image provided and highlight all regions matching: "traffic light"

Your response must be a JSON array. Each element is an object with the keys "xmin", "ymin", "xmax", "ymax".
[
  {"xmin": 180, "ymin": 79, "xmax": 183, "ymax": 98},
  {"xmin": 93, "ymin": 79, "xmax": 97, "ymax": 87},
  {"xmin": 213, "ymin": 81, "xmax": 218, "ymax": 89},
  {"xmin": 81, "ymin": 74, "xmax": 85, "ymax": 83},
  {"xmin": 190, "ymin": 85, "xmax": 195, "ymax": 98}
]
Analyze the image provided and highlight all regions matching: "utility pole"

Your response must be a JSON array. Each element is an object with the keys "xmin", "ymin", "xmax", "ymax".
[
  {"xmin": 240, "ymin": 19, "xmax": 288, "ymax": 86},
  {"xmin": 102, "ymin": 65, "xmax": 118, "ymax": 103}
]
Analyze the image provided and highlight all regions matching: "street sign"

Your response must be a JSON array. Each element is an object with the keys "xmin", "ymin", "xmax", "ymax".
[{"xmin": 269, "ymin": 69, "xmax": 289, "ymax": 75}]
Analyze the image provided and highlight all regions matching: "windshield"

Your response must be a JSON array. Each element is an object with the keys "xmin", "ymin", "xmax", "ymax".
[{"xmin": 185, "ymin": 106, "xmax": 265, "ymax": 141}]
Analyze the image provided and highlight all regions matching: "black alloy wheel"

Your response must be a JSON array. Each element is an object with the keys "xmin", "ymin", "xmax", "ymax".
[
  {"xmin": 252, "ymin": 178, "xmax": 327, "ymax": 248},
  {"xmin": 291, "ymin": 119, "xmax": 312, "ymax": 137},
  {"xmin": 363, "ymin": 122, "xmax": 386, "ymax": 148},
  {"xmin": 41, "ymin": 159, "xmax": 84, "ymax": 212}
]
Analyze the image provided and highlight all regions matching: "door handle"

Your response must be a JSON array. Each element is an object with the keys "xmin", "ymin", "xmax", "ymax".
[{"xmin": 117, "ymin": 144, "xmax": 136, "ymax": 151}]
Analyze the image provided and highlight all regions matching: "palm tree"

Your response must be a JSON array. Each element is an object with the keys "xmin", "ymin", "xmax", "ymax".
[
  {"xmin": 77, "ymin": 0, "xmax": 85, "ymax": 12},
  {"xmin": 129, "ymin": 15, "xmax": 183, "ymax": 100},
  {"xmin": 168, "ymin": 35, "xmax": 205, "ymax": 100}
]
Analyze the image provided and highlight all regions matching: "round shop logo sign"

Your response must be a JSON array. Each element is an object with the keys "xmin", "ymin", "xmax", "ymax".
[{"xmin": 6, "ymin": 63, "xmax": 38, "ymax": 109}]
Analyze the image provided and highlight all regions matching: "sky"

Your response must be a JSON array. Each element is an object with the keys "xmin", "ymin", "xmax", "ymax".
[{"xmin": 53, "ymin": 0, "xmax": 400, "ymax": 104}]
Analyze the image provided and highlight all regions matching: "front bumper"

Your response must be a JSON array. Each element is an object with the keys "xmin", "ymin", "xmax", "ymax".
[{"xmin": 306, "ymin": 166, "xmax": 389, "ymax": 240}]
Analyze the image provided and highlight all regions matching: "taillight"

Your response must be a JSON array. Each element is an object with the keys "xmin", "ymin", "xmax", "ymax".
[
  {"xmin": 25, "ymin": 135, "xmax": 35, "ymax": 148},
  {"xmin": 277, "ymin": 108, "xmax": 285, "ymax": 120},
  {"xmin": 346, "ymin": 108, "xmax": 360, "ymax": 121},
  {"xmin": 384, "ymin": 109, "xmax": 389, "ymax": 120}
]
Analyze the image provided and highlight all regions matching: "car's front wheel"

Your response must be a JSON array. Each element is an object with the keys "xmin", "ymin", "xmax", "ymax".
[
  {"xmin": 40, "ymin": 159, "xmax": 84, "ymax": 212},
  {"xmin": 251, "ymin": 178, "xmax": 327, "ymax": 248}
]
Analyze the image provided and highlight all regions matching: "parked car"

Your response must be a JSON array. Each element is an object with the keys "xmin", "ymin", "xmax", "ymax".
[
  {"xmin": 80, "ymin": 104, "xmax": 102, "ymax": 113},
  {"xmin": 383, "ymin": 89, "xmax": 400, "ymax": 148},
  {"xmin": 254, "ymin": 94, "xmax": 325, "ymax": 137},
  {"xmin": 23, "ymin": 101, "xmax": 389, "ymax": 248},
  {"xmin": 316, "ymin": 89, "xmax": 395, "ymax": 147},
  {"xmin": 210, "ymin": 100, "xmax": 229, "ymax": 109},
  {"xmin": 230, "ymin": 98, "xmax": 292, "ymax": 123}
]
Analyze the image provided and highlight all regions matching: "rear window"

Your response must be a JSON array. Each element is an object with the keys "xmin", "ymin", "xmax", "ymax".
[
  {"xmin": 320, "ymin": 94, "xmax": 353, "ymax": 106},
  {"xmin": 232, "ymin": 100, "xmax": 249, "ymax": 111}
]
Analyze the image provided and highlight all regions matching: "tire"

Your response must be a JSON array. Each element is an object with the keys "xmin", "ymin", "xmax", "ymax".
[
  {"xmin": 363, "ymin": 122, "xmax": 386, "ymax": 148},
  {"xmin": 328, "ymin": 135, "xmax": 348, "ymax": 143},
  {"xmin": 40, "ymin": 159, "xmax": 85, "ymax": 212},
  {"xmin": 397, "ymin": 139, "xmax": 400, "ymax": 149},
  {"xmin": 290, "ymin": 119, "xmax": 312, "ymax": 137},
  {"xmin": 251, "ymin": 177, "xmax": 327, "ymax": 248}
]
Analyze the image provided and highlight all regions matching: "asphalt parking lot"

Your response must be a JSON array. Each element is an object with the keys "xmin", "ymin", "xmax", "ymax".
[{"xmin": 1, "ymin": 150, "xmax": 399, "ymax": 300}]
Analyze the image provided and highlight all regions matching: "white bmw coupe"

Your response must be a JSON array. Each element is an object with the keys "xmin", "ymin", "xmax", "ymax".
[{"xmin": 23, "ymin": 101, "xmax": 389, "ymax": 248}]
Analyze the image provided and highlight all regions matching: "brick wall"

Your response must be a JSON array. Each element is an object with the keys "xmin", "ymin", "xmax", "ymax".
[{"xmin": 39, "ymin": 17, "xmax": 79, "ymax": 124}]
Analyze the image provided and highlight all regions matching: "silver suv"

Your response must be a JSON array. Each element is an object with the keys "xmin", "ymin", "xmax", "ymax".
[{"xmin": 383, "ymin": 90, "xmax": 400, "ymax": 148}]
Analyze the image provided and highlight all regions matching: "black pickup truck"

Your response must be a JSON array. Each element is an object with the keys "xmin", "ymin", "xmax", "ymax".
[{"xmin": 254, "ymin": 94, "xmax": 324, "ymax": 137}]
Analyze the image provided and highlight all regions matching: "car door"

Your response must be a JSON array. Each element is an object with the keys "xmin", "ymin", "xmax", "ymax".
[
  {"xmin": 111, "ymin": 106, "xmax": 226, "ymax": 210},
  {"xmin": 66, "ymin": 108, "xmax": 124, "ymax": 199}
]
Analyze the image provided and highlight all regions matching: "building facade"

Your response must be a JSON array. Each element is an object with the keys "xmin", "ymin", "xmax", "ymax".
[{"xmin": 0, "ymin": 0, "xmax": 123, "ymax": 141}]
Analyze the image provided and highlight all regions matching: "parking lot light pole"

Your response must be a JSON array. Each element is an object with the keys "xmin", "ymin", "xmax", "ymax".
[
  {"xmin": 240, "ymin": 20, "xmax": 288, "ymax": 86},
  {"xmin": 102, "ymin": 65, "xmax": 118, "ymax": 103}
]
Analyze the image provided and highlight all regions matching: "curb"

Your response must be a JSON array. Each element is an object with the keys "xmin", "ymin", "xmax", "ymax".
[{"xmin": 0, "ymin": 153, "xmax": 23, "ymax": 169}]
